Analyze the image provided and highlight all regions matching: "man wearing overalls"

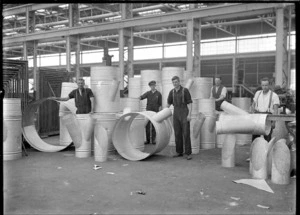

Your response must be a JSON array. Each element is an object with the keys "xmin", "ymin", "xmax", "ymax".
[
  {"xmin": 251, "ymin": 77, "xmax": 279, "ymax": 141},
  {"xmin": 167, "ymin": 76, "xmax": 193, "ymax": 160},
  {"xmin": 210, "ymin": 75, "xmax": 227, "ymax": 111},
  {"xmin": 140, "ymin": 80, "xmax": 162, "ymax": 144}
]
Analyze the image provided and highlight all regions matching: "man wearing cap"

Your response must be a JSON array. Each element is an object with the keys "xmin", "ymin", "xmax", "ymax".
[
  {"xmin": 167, "ymin": 76, "xmax": 193, "ymax": 160},
  {"xmin": 210, "ymin": 75, "xmax": 227, "ymax": 111},
  {"xmin": 139, "ymin": 80, "xmax": 162, "ymax": 144}
]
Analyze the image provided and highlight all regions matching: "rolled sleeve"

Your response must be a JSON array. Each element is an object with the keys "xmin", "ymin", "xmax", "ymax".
[
  {"xmin": 167, "ymin": 90, "xmax": 173, "ymax": 105},
  {"xmin": 140, "ymin": 91, "xmax": 148, "ymax": 100},
  {"xmin": 88, "ymin": 88, "xmax": 94, "ymax": 97},
  {"xmin": 184, "ymin": 88, "xmax": 192, "ymax": 104},
  {"xmin": 69, "ymin": 90, "xmax": 76, "ymax": 99}
]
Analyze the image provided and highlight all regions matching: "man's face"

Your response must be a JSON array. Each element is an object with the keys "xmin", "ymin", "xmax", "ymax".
[
  {"xmin": 261, "ymin": 80, "xmax": 269, "ymax": 92},
  {"xmin": 215, "ymin": 78, "xmax": 221, "ymax": 86},
  {"xmin": 77, "ymin": 80, "xmax": 85, "ymax": 89},
  {"xmin": 150, "ymin": 84, "xmax": 156, "ymax": 91},
  {"xmin": 172, "ymin": 79, "xmax": 180, "ymax": 88}
]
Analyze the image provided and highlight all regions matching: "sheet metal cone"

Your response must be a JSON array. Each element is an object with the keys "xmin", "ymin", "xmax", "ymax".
[
  {"xmin": 251, "ymin": 137, "xmax": 268, "ymax": 179},
  {"xmin": 62, "ymin": 114, "xmax": 82, "ymax": 148},
  {"xmin": 184, "ymin": 78, "xmax": 194, "ymax": 90},
  {"xmin": 271, "ymin": 139, "xmax": 291, "ymax": 185},
  {"xmin": 267, "ymin": 137, "xmax": 276, "ymax": 176},
  {"xmin": 222, "ymin": 134, "xmax": 236, "ymax": 167},
  {"xmin": 193, "ymin": 112, "xmax": 206, "ymax": 138}
]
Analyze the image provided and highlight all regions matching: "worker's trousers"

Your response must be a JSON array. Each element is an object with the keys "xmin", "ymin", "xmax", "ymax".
[
  {"xmin": 173, "ymin": 108, "xmax": 191, "ymax": 155},
  {"xmin": 146, "ymin": 121, "xmax": 156, "ymax": 143}
]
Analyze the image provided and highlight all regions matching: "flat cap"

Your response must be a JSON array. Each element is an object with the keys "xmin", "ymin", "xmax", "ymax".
[{"xmin": 148, "ymin": 80, "xmax": 156, "ymax": 86}]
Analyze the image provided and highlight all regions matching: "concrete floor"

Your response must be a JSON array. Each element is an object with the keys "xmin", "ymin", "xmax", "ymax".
[{"xmin": 4, "ymin": 137, "xmax": 296, "ymax": 215}]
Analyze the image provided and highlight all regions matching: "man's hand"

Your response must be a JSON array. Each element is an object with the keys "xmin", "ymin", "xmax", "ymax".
[
  {"xmin": 187, "ymin": 115, "xmax": 191, "ymax": 122},
  {"xmin": 271, "ymin": 121, "xmax": 276, "ymax": 129}
]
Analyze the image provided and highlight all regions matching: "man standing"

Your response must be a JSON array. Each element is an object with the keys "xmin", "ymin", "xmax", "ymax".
[
  {"xmin": 210, "ymin": 75, "xmax": 227, "ymax": 111},
  {"xmin": 140, "ymin": 80, "xmax": 162, "ymax": 144},
  {"xmin": 58, "ymin": 78, "xmax": 94, "ymax": 114},
  {"xmin": 167, "ymin": 76, "xmax": 193, "ymax": 160},
  {"xmin": 251, "ymin": 77, "xmax": 280, "ymax": 141}
]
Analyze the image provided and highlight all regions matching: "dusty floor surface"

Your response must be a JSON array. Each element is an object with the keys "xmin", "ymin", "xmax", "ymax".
[{"xmin": 3, "ymin": 137, "xmax": 296, "ymax": 215}]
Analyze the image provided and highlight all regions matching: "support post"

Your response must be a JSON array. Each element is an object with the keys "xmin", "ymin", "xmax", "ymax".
[
  {"xmin": 275, "ymin": 7, "xmax": 289, "ymax": 87},
  {"xmin": 75, "ymin": 36, "xmax": 81, "ymax": 80},
  {"xmin": 32, "ymin": 41, "xmax": 39, "ymax": 99},
  {"xmin": 186, "ymin": 19, "xmax": 193, "ymax": 79},
  {"xmin": 193, "ymin": 19, "xmax": 201, "ymax": 77}
]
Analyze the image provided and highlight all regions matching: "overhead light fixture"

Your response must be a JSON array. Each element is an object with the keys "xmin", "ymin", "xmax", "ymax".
[
  {"xmin": 4, "ymin": 15, "xmax": 16, "ymax": 19},
  {"xmin": 138, "ymin": 9, "xmax": 163, "ymax": 16},
  {"xmin": 105, "ymin": 15, "xmax": 121, "ymax": 21},
  {"xmin": 58, "ymin": 4, "xmax": 69, "ymax": 9}
]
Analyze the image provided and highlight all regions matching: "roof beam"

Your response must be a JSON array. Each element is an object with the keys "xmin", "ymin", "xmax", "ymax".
[
  {"xmin": 3, "ymin": 3, "xmax": 292, "ymax": 46},
  {"xmin": 3, "ymin": 4, "xmax": 63, "ymax": 17}
]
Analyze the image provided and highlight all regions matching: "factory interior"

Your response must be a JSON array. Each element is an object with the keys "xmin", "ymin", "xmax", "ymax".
[{"xmin": 2, "ymin": 3, "xmax": 297, "ymax": 215}]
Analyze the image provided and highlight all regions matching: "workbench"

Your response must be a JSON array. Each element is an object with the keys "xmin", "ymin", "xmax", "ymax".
[{"xmin": 267, "ymin": 114, "xmax": 296, "ymax": 122}]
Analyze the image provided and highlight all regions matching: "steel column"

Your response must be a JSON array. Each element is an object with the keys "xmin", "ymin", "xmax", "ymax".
[
  {"xmin": 275, "ymin": 7, "xmax": 288, "ymax": 87},
  {"xmin": 193, "ymin": 19, "xmax": 201, "ymax": 77},
  {"xmin": 186, "ymin": 19, "xmax": 193, "ymax": 79},
  {"xmin": 33, "ymin": 41, "xmax": 39, "ymax": 99},
  {"xmin": 66, "ymin": 36, "xmax": 71, "ymax": 73},
  {"xmin": 75, "ymin": 36, "xmax": 81, "ymax": 80},
  {"xmin": 118, "ymin": 29, "xmax": 125, "ymax": 90}
]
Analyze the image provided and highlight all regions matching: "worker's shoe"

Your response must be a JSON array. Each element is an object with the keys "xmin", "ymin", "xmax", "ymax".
[
  {"xmin": 186, "ymin": 155, "xmax": 192, "ymax": 160},
  {"xmin": 144, "ymin": 141, "xmax": 150, "ymax": 145},
  {"xmin": 172, "ymin": 153, "xmax": 183, "ymax": 158},
  {"xmin": 152, "ymin": 141, "xmax": 156, "ymax": 145}
]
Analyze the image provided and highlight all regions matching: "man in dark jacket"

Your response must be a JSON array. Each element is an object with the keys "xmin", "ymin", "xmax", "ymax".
[{"xmin": 140, "ymin": 80, "xmax": 162, "ymax": 144}]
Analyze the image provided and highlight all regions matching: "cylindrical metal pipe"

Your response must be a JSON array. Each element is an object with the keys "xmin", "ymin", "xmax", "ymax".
[
  {"xmin": 3, "ymin": 98, "xmax": 22, "ymax": 160},
  {"xmin": 222, "ymin": 134, "xmax": 236, "ymax": 167},
  {"xmin": 112, "ymin": 111, "xmax": 172, "ymax": 161},
  {"xmin": 231, "ymin": 97, "xmax": 252, "ymax": 146}
]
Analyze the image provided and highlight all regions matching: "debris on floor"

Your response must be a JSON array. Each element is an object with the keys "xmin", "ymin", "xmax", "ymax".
[
  {"xmin": 230, "ymin": 197, "xmax": 240, "ymax": 201},
  {"xmin": 233, "ymin": 179, "xmax": 274, "ymax": 193},
  {"xmin": 57, "ymin": 167, "xmax": 62, "ymax": 169},
  {"xmin": 257, "ymin": 204, "xmax": 270, "ymax": 209},
  {"xmin": 135, "ymin": 190, "xmax": 146, "ymax": 195},
  {"xmin": 106, "ymin": 172, "xmax": 115, "ymax": 175},
  {"xmin": 229, "ymin": 201, "xmax": 239, "ymax": 206},
  {"xmin": 200, "ymin": 190, "xmax": 204, "ymax": 195},
  {"xmin": 122, "ymin": 164, "xmax": 128, "ymax": 166},
  {"xmin": 93, "ymin": 165, "xmax": 102, "ymax": 170}
]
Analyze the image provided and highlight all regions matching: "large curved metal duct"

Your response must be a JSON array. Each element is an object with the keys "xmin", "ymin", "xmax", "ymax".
[{"xmin": 22, "ymin": 98, "xmax": 76, "ymax": 152}]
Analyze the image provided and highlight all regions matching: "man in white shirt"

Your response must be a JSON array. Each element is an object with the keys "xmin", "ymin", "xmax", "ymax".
[
  {"xmin": 210, "ymin": 75, "xmax": 227, "ymax": 111},
  {"xmin": 251, "ymin": 77, "xmax": 280, "ymax": 141}
]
